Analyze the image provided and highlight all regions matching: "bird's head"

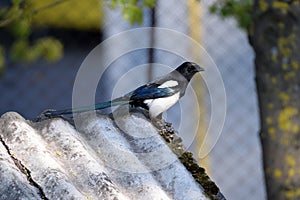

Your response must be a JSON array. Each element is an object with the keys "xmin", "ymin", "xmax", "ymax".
[{"xmin": 175, "ymin": 62, "xmax": 204, "ymax": 82}]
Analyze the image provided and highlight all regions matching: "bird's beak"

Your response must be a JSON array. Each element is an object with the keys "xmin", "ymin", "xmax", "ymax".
[
  {"xmin": 197, "ymin": 66, "xmax": 205, "ymax": 72},
  {"xmin": 192, "ymin": 63, "xmax": 204, "ymax": 72}
]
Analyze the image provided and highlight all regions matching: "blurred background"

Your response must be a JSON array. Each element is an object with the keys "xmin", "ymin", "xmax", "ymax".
[{"xmin": 0, "ymin": 0, "xmax": 265, "ymax": 199}]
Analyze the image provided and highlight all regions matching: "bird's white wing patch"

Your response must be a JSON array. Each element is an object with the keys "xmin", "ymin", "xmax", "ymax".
[{"xmin": 158, "ymin": 80, "xmax": 179, "ymax": 88}]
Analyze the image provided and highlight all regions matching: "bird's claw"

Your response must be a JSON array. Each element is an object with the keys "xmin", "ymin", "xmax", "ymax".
[{"xmin": 151, "ymin": 117, "xmax": 166, "ymax": 129}]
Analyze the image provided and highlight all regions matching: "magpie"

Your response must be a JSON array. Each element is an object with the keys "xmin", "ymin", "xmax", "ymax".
[{"xmin": 40, "ymin": 62, "xmax": 204, "ymax": 120}]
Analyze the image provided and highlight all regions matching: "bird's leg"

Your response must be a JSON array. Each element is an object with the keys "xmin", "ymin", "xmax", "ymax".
[
  {"xmin": 150, "ymin": 114, "xmax": 167, "ymax": 129},
  {"xmin": 130, "ymin": 106, "xmax": 150, "ymax": 119}
]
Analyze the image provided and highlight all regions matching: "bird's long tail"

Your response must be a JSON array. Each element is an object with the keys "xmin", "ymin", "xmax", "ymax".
[{"xmin": 42, "ymin": 97, "xmax": 130, "ymax": 118}]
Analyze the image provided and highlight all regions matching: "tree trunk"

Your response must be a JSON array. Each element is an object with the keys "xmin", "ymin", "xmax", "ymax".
[{"xmin": 250, "ymin": 1, "xmax": 300, "ymax": 199}]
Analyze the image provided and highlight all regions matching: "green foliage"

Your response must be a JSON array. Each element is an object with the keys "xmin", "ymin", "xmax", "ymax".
[
  {"xmin": 11, "ymin": 38, "xmax": 63, "ymax": 63},
  {"xmin": 9, "ymin": 19, "xmax": 31, "ymax": 38},
  {"xmin": 0, "ymin": 0, "xmax": 157, "ymax": 73},
  {"xmin": 210, "ymin": 0, "xmax": 253, "ymax": 30},
  {"xmin": 0, "ymin": 0, "xmax": 63, "ymax": 73},
  {"xmin": 0, "ymin": 0, "xmax": 23, "ymax": 27},
  {"xmin": 35, "ymin": 38, "xmax": 63, "ymax": 62},
  {"xmin": 107, "ymin": 0, "xmax": 156, "ymax": 25}
]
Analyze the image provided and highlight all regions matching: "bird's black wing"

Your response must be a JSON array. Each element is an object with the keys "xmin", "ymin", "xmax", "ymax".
[{"xmin": 128, "ymin": 83, "xmax": 180, "ymax": 100}]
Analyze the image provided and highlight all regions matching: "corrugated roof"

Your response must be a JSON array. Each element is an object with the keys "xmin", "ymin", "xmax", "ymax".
[{"xmin": 0, "ymin": 110, "xmax": 225, "ymax": 200}]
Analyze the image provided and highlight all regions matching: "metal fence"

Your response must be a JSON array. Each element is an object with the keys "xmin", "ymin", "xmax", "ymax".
[{"xmin": 0, "ymin": 0, "xmax": 265, "ymax": 199}]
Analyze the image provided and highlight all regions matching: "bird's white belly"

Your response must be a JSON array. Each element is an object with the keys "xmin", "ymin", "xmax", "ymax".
[{"xmin": 144, "ymin": 92, "xmax": 180, "ymax": 118}]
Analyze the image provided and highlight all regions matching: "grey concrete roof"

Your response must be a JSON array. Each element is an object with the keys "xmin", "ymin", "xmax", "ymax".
[{"xmin": 0, "ymin": 110, "xmax": 225, "ymax": 200}]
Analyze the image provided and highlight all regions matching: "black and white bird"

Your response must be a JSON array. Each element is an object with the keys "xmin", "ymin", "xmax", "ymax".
[{"xmin": 41, "ymin": 62, "xmax": 204, "ymax": 120}]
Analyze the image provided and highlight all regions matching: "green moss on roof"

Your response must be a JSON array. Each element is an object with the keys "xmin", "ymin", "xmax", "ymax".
[{"xmin": 159, "ymin": 122, "xmax": 224, "ymax": 200}]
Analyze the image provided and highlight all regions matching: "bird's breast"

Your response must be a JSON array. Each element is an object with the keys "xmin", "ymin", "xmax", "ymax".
[{"xmin": 144, "ymin": 92, "xmax": 180, "ymax": 118}]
